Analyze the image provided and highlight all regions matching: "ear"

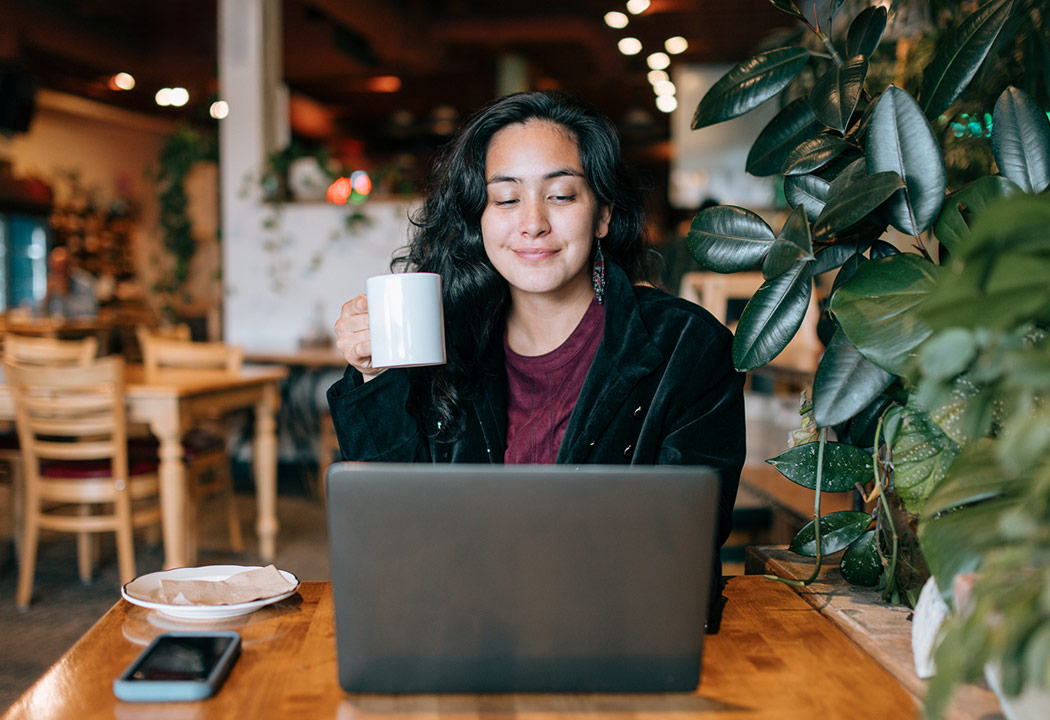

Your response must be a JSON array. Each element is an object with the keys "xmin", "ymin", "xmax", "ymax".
[{"xmin": 596, "ymin": 204, "xmax": 612, "ymax": 239}]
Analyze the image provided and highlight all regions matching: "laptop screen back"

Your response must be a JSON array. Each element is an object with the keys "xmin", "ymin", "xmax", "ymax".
[{"xmin": 325, "ymin": 463, "xmax": 718, "ymax": 693}]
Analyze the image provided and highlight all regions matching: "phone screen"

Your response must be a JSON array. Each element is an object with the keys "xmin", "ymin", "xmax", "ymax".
[{"xmin": 127, "ymin": 635, "xmax": 238, "ymax": 682}]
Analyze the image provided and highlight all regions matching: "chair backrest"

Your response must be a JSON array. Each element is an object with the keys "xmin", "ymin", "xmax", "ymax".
[
  {"xmin": 5, "ymin": 356, "xmax": 128, "ymax": 472},
  {"xmin": 3, "ymin": 334, "xmax": 99, "ymax": 366},
  {"xmin": 678, "ymin": 271, "xmax": 822, "ymax": 374},
  {"xmin": 139, "ymin": 335, "xmax": 243, "ymax": 383}
]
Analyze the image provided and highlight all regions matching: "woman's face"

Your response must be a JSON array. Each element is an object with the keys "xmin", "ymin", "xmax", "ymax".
[{"xmin": 480, "ymin": 121, "xmax": 611, "ymax": 304}]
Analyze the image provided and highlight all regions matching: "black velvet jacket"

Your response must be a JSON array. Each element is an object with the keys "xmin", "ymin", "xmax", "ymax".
[{"xmin": 327, "ymin": 262, "xmax": 747, "ymax": 563}]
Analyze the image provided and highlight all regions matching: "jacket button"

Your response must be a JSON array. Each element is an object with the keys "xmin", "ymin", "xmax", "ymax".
[
  {"xmin": 623, "ymin": 444, "xmax": 633, "ymax": 457},
  {"xmin": 633, "ymin": 406, "xmax": 643, "ymax": 417}
]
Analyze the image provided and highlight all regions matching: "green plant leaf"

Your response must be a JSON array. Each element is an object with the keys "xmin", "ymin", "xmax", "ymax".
[
  {"xmin": 814, "ymin": 170, "xmax": 904, "ymax": 235},
  {"xmin": 992, "ymin": 86, "xmax": 1050, "ymax": 193},
  {"xmin": 784, "ymin": 173, "xmax": 831, "ymax": 222},
  {"xmin": 916, "ymin": 0, "xmax": 1014, "ymax": 119},
  {"xmin": 824, "ymin": 157, "xmax": 867, "ymax": 207},
  {"xmin": 921, "ymin": 439, "xmax": 1011, "ymax": 518},
  {"xmin": 840, "ymin": 530, "xmax": 882, "ymax": 586},
  {"xmin": 767, "ymin": 440, "xmax": 873, "ymax": 491},
  {"xmin": 746, "ymin": 97, "xmax": 822, "ymax": 177},
  {"xmin": 692, "ymin": 47, "xmax": 811, "ymax": 130},
  {"xmin": 932, "ymin": 175, "xmax": 1019, "ymax": 257},
  {"xmin": 867, "ymin": 86, "xmax": 947, "ymax": 235},
  {"xmin": 812, "ymin": 328, "xmax": 894, "ymax": 428},
  {"xmin": 767, "ymin": 0, "xmax": 807, "ymax": 23},
  {"xmin": 829, "ymin": 254, "xmax": 939, "ymax": 374},
  {"xmin": 846, "ymin": 5, "xmax": 888, "ymax": 58},
  {"xmin": 790, "ymin": 511, "xmax": 873, "ymax": 556},
  {"xmin": 844, "ymin": 395, "xmax": 893, "ymax": 448},
  {"xmin": 686, "ymin": 205, "xmax": 775, "ymax": 272},
  {"xmin": 763, "ymin": 206, "xmax": 813, "ymax": 279},
  {"xmin": 782, "ymin": 135, "xmax": 850, "ymax": 175},
  {"xmin": 810, "ymin": 55, "xmax": 869, "ymax": 133},
  {"xmin": 732, "ymin": 259, "xmax": 812, "ymax": 371},
  {"xmin": 917, "ymin": 328, "xmax": 977, "ymax": 382},
  {"xmin": 920, "ymin": 491, "xmax": 1017, "ymax": 597},
  {"xmin": 811, "ymin": 243, "xmax": 858, "ymax": 276},
  {"xmin": 890, "ymin": 405, "xmax": 962, "ymax": 514}
]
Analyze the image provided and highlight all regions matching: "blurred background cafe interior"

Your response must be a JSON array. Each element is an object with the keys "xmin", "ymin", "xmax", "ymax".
[{"xmin": 1, "ymin": 0, "xmax": 1032, "ymax": 715}]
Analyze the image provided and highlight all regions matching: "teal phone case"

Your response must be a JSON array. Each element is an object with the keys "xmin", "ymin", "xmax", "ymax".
[{"xmin": 113, "ymin": 631, "xmax": 241, "ymax": 702}]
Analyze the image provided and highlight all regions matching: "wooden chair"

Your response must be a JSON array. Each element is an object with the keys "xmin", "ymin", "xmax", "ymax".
[
  {"xmin": 1, "ymin": 335, "xmax": 100, "ymax": 575},
  {"xmin": 136, "ymin": 333, "xmax": 244, "ymax": 560},
  {"xmin": 6, "ymin": 356, "xmax": 161, "ymax": 608}
]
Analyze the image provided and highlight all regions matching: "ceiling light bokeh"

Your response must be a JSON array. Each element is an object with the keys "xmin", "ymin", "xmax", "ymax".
[
  {"xmin": 646, "ymin": 52, "xmax": 670, "ymax": 70},
  {"xmin": 664, "ymin": 36, "xmax": 689, "ymax": 54},
  {"xmin": 617, "ymin": 37, "xmax": 642, "ymax": 56},
  {"xmin": 656, "ymin": 95, "xmax": 678, "ymax": 113},
  {"xmin": 604, "ymin": 11, "xmax": 629, "ymax": 29},
  {"xmin": 626, "ymin": 0, "xmax": 650, "ymax": 15}
]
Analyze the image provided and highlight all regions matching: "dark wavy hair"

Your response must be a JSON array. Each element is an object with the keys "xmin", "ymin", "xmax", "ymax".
[{"xmin": 393, "ymin": 90, "xmax": 658, "ymax": 437}]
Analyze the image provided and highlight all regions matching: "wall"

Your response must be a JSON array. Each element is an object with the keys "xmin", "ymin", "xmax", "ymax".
[{"xmin": 222, "ymin": 198, "xmax": 417, "ymax": 349}]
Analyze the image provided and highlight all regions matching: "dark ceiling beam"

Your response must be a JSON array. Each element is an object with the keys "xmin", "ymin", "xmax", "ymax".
[{"xmin": 296, "ymin": 0, "xmax": 437, "ymax": 70}]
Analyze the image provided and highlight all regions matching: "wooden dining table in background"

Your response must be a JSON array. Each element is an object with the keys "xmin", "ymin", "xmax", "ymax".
[
  {"xmin": 1, "ymin": 576, "xmax": 918, "ymax": 719},
  {"xmin": 0, "ymin": 363, "xmax": 287, "ymax": 569}
]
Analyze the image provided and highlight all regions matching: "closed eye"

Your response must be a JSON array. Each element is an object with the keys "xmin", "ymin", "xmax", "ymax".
[{"xmin": 551, "ymin": 194, "xmax": 576, "ymax": 203}]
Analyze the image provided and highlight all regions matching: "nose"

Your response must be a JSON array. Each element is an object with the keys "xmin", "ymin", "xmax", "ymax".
[{"xmin": 518, "ymin": 198, "xmax": 550, "ymax": 238}]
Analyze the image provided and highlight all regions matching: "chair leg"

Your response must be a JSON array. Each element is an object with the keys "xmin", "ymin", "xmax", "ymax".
[
  {"xmin": 16, "ymin": 483, "xmax": 40, "ymax": 610},
  {"xmin": 221, "ymin": 464, "xmax": 243, "ymax": 552},
  {"xmin": 186, "ymin": 488, "xmax": 200, "ymax": 566},
  {"xmin": 10, "ymin": 460, "xmax": 24, "ymax": 565},
  {"xmin": 76, "ymin": 506, "xmax": 94, "ymax": 583},
  {"xmin": 114, "ymin": 488, "xmax": 136, "ymax": 585}
]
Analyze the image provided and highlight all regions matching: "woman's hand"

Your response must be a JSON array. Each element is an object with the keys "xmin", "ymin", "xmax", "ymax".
[{"xmin": 334, "ymin": 294, "xmax": 384, "ymax": 381}]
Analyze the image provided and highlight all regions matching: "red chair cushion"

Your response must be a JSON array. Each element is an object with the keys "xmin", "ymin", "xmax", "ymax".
[
  {"xmin": 128, "ymin": 431, "xmax": 225, "ymax": 461},
  {"xmin": 41, "ymin": 456, "xmax": 160, "ymax": 478}
]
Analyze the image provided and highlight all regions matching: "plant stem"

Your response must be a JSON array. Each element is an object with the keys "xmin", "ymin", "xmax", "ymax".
[
  {"xmin": 873, "ymin": 414, "xmax": 901, "ymax": 600},
  {"xmin": 764, "ymin": 427, "xmax": 827, "ymax": 586}
]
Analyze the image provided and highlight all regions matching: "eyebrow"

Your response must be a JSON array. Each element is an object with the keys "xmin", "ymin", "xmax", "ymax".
[{"xmin": 486, "ymin": 168, "xmax": 585, "ymax": 185}]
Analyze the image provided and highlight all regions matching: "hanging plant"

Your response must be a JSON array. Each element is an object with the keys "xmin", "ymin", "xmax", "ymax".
[{"xmin": 154, "ymin": 126, "xmax": 216, "ymax": 291}]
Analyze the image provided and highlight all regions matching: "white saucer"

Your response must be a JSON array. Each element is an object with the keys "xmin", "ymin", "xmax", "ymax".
[{"xmin": 122, "ymin": 565, "xmax": 300, "ymax": 620}]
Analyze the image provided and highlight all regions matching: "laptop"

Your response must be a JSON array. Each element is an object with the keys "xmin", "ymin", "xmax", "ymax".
[{"xmin": 325, "ymin": 463, "xmax": 719, "ymax": 694}]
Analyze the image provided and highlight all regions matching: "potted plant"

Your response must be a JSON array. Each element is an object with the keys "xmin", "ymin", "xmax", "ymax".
[{"xmin": 685, "ymin": 0, "xmax": 1044, "ymax": 607}]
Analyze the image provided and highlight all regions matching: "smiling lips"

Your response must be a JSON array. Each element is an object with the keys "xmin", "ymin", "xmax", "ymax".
[{"xmin": 514, "ymin": 247, "xmax": 559, "ymax": 260}]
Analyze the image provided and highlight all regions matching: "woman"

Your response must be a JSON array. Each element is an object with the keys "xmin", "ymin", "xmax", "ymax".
[{"xmin": 328, "ymin": 90, "xmax": 745, "ymax": 587}]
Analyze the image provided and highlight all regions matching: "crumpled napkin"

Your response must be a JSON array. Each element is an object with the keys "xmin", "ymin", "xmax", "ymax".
[{"xmin": 154, "ymin": 565, "xmax": 297, "ymax": 606}]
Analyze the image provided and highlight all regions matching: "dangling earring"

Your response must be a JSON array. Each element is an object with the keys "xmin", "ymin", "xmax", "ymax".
[{"xmin": 592, "ymin": 237, "xmax": 606, "ymax": 305}]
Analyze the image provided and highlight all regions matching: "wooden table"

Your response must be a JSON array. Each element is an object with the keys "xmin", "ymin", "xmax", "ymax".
[
  {"xmin": 746, "ymin": 546, "xmax": 1004, "ymax": 720},
  {"xmin": 1, "ymin": 577, "xmax": 917, "ymax": 719},
  {"xmin": 0, "ymin": 364, "xmax": 287, "ymax": 569}
]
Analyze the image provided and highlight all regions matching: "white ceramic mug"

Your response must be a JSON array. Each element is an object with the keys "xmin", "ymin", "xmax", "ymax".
[{"xmin": 366, "ymin": 272, "xmax": 446, "ymax": 369}]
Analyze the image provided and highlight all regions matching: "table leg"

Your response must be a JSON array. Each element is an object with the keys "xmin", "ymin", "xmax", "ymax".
[
  {"xmin": 151, "ymin": 414, "xmax": 188, "ymax": 570},
  {"xmin": 254, "ymin": 383, "xmax": 280, "ymax": 561}
]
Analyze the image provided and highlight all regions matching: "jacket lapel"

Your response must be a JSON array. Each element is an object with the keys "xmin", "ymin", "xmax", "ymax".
[{"xmin": 557, "ymin": 263, "xmax": 664, "ymax": 463}]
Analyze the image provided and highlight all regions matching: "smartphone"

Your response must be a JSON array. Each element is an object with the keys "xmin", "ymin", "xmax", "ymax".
[{"xmin": 113, "ymin": 631, "xmax": 241, "ymax": 702}]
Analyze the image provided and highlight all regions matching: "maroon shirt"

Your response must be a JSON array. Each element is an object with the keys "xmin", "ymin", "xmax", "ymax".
[{"xmin": 504, "ymin": 299, "xmax": 605, "ymax": 464}]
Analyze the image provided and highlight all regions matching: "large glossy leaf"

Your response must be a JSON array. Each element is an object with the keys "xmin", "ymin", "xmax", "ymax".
[
  {"xmin": 810, "ymin": 55, "xmax": 868, "ymax": 133},
  {"xmin": 763, "ymin": 206, "xmax": 813, "ymax": 280},
  {"xmin": 890, "ymin": 405, "xmax": 961, "ymax": 514},
  {"xmin": 992, "ymin": 86, "xmax": 1050, "ymax": 193},
  {"xmin": 732, "ymin": 259, "xmax": 812, "ymax": 371},
  {"xmin": 784, "ymin": 173, "xmax": 831, "ymax": 222},
  {"xmin": 767, "ymin": 441, "xmax": 873, "ymax": 492},
  {"xmin": 840, "ymin": 530, "xmax": 882, "ymax": 586},
  {"xmin": 917, "ymin": 0, "xmax": 1013, "ymax": 119},
  {"xmin": 933, "ymin": 175, "xmax": 1019, "ymax": 256},
  {"xmin": 790, "ymin": 511, "xmax": 873, "ymax": 557},
  {"xmin": 811, "ymin": 243, "xmax": 857, "ymax": 276},
  {"xmin": 824, "ymin": 157, "xmax": 867, "ymax": 207},
  {"xmin": 812, "ymin": 328, "xmax": 894, "ymax": 428},
  {"xmin": 782, "ymin": 135, "xmax": 850, "ymax": 175},
  {"xmin": 867, "ymin": 86, "xmax": 947, "ymax": 235},
  {"xmin": 846, "ymin": 5, "xmax": 888, "ymax": 58},
  {"xmin": 686, "ymin": 206, "xmax": 775, "ymax": 272},
  {"xmin": 814, "ymin": 170, "xmax": 904, "ymax": 236},
  {"xmin": 746, "ymin": 98, "xmax": 821, "ymax": 177},
  {"xmin": 692, "ymin": 47, "xmax": 811, "ymax": 129},
  {"xmin": 829, "ymin": 254, "xmax": 939, "ymax": 374}
]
